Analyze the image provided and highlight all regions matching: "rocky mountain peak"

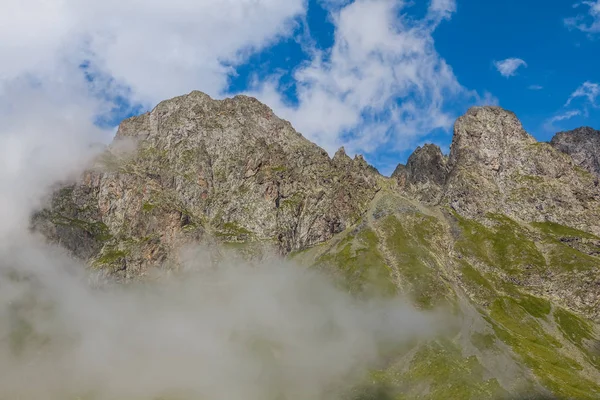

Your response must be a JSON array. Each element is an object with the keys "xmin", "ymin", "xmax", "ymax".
[
  {"xmin": 406, "ymin": 144, "xmax": 448, "ymax": 185},
  {"xmin": 448, "ymin": 106, "xmax": 535, "ymax": 173},
  {"xmin": 551, "ymin": 126, "xmax": 600, "ymax": 178},
  {"xmin": 35, "ymin": 90, "xmax": 381, "ymax": 277},
  {"xmin": 392, "ymin": 143, "xmax": 448, "ymax": 203},
  {"xmin": 443, "ymin": 106, "xmax": 600, "ymax": 236}
]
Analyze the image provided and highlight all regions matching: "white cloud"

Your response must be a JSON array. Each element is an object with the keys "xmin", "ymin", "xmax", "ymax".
[
  {"xmin": 428, "ymin": 0, "xmax": 457, "ymax": 22},
  {"xmin": 528, "ymin": 84, "xmax": 544, "ymax": 90},
  {"xmin": 565, "ymin": 1, "xmax": 600, "ymax": 34},
  {"xmin": 493, "ymin": 58, "xmax": 527, "ymax": 78},
  {"xmin": 545, "ymin": 81, "xmax": 598, "ymax": 130},
  {"xmin": 544, "ymin": 110, "xmax": 581, "ymax": 130},
  {"xmin": 247, "ymin": 0, "xmax": 479, "ymax": 158},
  {"xmin": 565, "ymin": 81, "xmax": 600, "ymax": 106},
  {"xmin": 0, "ymin": 0, "xmax": 305, "ymax": 107}
]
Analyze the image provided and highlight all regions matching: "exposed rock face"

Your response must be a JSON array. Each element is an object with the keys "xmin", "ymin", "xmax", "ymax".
[
  {"xmin": 443, "ymin": 106, "xmax": 600, "ymax": 236},
  {"xmin": 551, "ymin": 126, "xmax": 600, "ymax": 178},
  {"xmin": 392, "ymin": 144, "xmax": 448, "ymax": 203},
  {"xmin": 35, "ymin": 91, "xmax": 380, "ymax": 277}
]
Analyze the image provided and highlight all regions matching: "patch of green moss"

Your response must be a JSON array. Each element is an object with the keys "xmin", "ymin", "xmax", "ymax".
[
  {"xmin": 138, "ymin": 145, "xmax": 168, "ymax": 162},
  {"xmin": 459, "ymin": 261, "xmax": 494, "ymax": 292},
  {"xmin": 554, "ymin": 308, "xmax": 594, "ymax": 347},
  {"xmin": 222, "ymin": 222, "xmax": 252, "ymax": 235},
  {"xmin": 51, "ymin": 215, "xmax": 113, "ymax": 242},
  {"xmin": 280, "ymin": 193, "xmax": 304, "ymax": 210},
  {"xmin": 513, "ymin": 173, "xmax": 545, "ymax": 184},
  {"xmin": 93, "ymin": 248, "xmax": 129, "ymax": 268},
  {"xmin": 398, "ymin": 339, "xmax": 508, "ymax": 400},
  {"xmin": 517, "ymin": 294, "xmax": 551, "ymax": 319},
  {"xmin": 532, "ymin": 221, "xmax": 598, "ymax": 240},
  {"xmin": 453, "ymin": 212, "xmax": 546, "ymax": 276},
  {"xmin": 317, "ymin": 226, "xmax": 397, "ymax": 297},
  {"xmin": 554, "ymin": 308, "xmax": 600, "ymax": 370},
  {"xmin": 142, "ymin": 202, "xmax": 156, "ymax": 212},
  {"xmin": 489, "ymin": 297, "xmax": 600, "ymax": 399},
  {"xmin": 270, "ymin": 165, "xmax": 287, "ymax": 172},
  {"xmin": 215, "ymin": 221, "xmax": 254, "ymax": 241},
  {"xmin": 546, "ymin": 243, "xmax": 599, "ymax": 271},
  {"xmin": 380, "ymin": 215, "xmax": 450, "ymax": 309}
]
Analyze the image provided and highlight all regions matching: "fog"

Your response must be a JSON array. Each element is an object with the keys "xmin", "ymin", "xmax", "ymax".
[
  {"xmin": 0, "ymin": 94, "xmax": 437, "ymax": 400},
  {"xmin": 0, "ymin": 243, "xmax": 438, "ymax": 400}
]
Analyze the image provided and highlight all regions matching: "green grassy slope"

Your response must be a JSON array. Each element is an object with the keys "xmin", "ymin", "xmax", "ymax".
[{"xmin": 293, "ymin": 187, "xmax": 600, "ymax": 400}]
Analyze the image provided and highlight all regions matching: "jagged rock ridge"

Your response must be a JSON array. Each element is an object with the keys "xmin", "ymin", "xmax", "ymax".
[
  {"xmin": 392, "ymin": 143, "xmax": 449, "ymax": 203},
  {"xmin": 35, "ymin": 91, "xmax": 380, "ymax": 277},
  {"xmin": 393, "ymin": 107, "xmax": 600, "ymax": 237}
]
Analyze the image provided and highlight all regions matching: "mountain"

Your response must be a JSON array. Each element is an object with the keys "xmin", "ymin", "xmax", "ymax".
[
  {"xmin": 33, "ymin": 92, "xmax": 600, "ymax": 399},
  {"xmin": 34, "ymin": 91, "xmax": 379, "ymax": 277}
]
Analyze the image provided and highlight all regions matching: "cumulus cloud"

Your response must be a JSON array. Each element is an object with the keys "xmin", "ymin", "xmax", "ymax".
[
  {"xmin": 565, "ymin": 1, "xmax": 600, "ymax": 34},
  {"xmin": 1, "ymin": 0, "xmax": 305, "ymax": 107},
  {"xmin": 565, "ymin": 81, "xmax": 600, "ymax": 106},
  {"xmin": 247, "ymin": 0, "xmax": 481, "ymax": 158},
  {"xmin": 494, "ymin": 58, "xmax": 527, "ymax": 78}
]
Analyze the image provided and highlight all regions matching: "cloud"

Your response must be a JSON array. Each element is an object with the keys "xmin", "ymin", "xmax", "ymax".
[
  {"xmin": 565, "ymin": 1, "xmax": 600, "ymax": 34},
  {"xmin": 545, "ymin": 81, "xmax": 598, "ymax": 130},
  {"xmin": 0, "ymin": 0, "xmax": 306, "ymax": 108},
  {"xmin": 565, "ymin": 81, "xmax": 600, "ymax": 106},
  {"xmin": 543, "ymin": 110, "xmax": 581, "ymax": 130},
  {"xmin": 493, "ymin": 58, "xmax": 527, "ymax": 78},
  {"xmin": 247, "ymin": 0, "xmax": 480, "ymax": 158},
  {"xmin": 528, "ymin": 84, "xmax": 544, "ymax": 90},
  {"xmin": 0, "ymin": 242, "xmax": 439, "ymax": 400},
  {"xmin": 428, "ymin": 0, "xmax": 457, "ymax": 22}
]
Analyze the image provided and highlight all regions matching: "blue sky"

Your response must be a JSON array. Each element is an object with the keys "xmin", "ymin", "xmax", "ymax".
[
  {"xmin": 2, "ymin": 0, "xmax": 599, "ymax": 176},
  {"xmin": 432, "ymin": 0, "xmax": 600, "ymax": 142},
  {"xmin": 225, "ymin": 0, "xmax": 600, "ymax": 173}
]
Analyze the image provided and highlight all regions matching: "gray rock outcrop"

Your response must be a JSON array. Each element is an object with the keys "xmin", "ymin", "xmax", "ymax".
[{"xmin": 551, "ymin": 126, "xmax": 600, "ymax": 178}]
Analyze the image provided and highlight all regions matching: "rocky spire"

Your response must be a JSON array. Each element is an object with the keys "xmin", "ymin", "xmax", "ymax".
[
  {"xmin": 392, "ymin": 144, "xmax": 449, "ymax": 203},
  {"xmin": 442, "ymin": 106, "xmax": 600, "ymax": 236}
]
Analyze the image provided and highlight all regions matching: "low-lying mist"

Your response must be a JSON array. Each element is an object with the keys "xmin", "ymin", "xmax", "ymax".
[{"xmin": 0, "ymin": 237, "xmax": 438, "ymax": 400}]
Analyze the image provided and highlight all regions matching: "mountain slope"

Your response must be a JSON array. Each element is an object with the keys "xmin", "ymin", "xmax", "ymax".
[
  {"xmin": 32, "ymin": 92, "xmax": 600, "ymax": 399},
  {"xmin": 34, "ymin": 91, "xmax": 379, "ymax": 278}
]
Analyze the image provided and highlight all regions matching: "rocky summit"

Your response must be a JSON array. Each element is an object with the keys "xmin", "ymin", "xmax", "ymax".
[{"xmin": 34, "ymin": 91, "xmax": 600, "ymax": 399}]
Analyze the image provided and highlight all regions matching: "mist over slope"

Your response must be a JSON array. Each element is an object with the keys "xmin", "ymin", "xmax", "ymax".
[
  {"xmin": 0, "ymin": 242, "xmax": 436, "ymax": 400},
  {"xmin": 3, "ymin": 91, "xmax": 600, "ymax": 399},
  {"xmin": 0, "ymin": 94, "xmax": 436, "ymax": 400}
]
